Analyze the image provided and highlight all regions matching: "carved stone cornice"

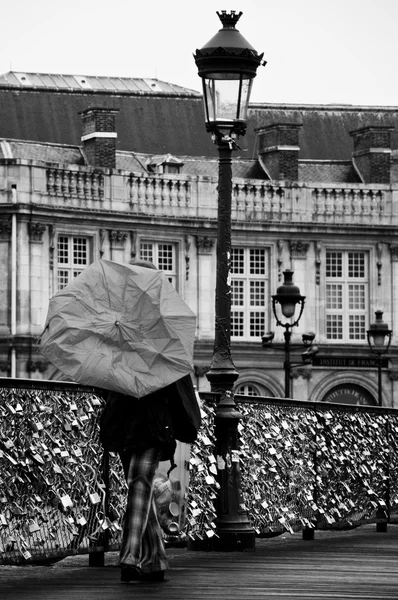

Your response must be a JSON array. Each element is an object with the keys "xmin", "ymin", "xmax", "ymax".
[
  {"xmin": 109, "ymin": 230, "xmax": 127, "ymax": 249},
  {"xmin": 0, "ymin": 220, "xmax": 12, "ymax": 242},
  {"xmin": 28, "ymin": 222, "xmax": 46, "ymax": 243},
  {"xmin": 289, "ymin": 240, "xmax": 309, "ymax": 259},
  {"xmin": 291, "ymin": 367, "xmax": 312, "ymax": 380},
  {"xmin": 196, "ymin": 236, "xmax": 215, "ymax": 254}
]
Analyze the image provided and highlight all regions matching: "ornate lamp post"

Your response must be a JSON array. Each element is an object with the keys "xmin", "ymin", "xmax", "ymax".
[
  {"xmin": 367, "ymin": 310, "xmax": 392, "ymax": 406},
  {"xmin": 194, "ymin": 10, "xmax": 264, "ymax": 550},
  {"xmin": 262, "ymin": 270, "xmax": 318, "ymax": 398}
]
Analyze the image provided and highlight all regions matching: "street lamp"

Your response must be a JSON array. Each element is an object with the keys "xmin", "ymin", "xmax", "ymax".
[
  {"xmin": 367, "ymin": 310, "xmax": 392, "ymax": 406},
  {"xmin": 194, "ymin": 10, "xmax": 265, "ymax": 389},
  {"xmin": 194, "ymin": 11, "xmax": 264, "ymax": 551},
  {"xmin": 262, "ymin": 270, "xmax": 318, "ymax": 398}
]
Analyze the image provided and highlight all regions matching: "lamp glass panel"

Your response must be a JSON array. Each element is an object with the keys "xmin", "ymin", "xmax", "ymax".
[
  {"xmin": 203, "ymin": 77, "xmax": 252, "ymax": 124},
  {"xmin": 371, "ymin": 331, "xmax": 387, "ymax": 348},
  {"xmin": 280, "ymin": 302, "xmax": 296, "ymax": 319}
]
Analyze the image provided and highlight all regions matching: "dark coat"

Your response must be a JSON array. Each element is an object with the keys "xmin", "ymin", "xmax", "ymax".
[{"xmin": 99, "ymin": 374, "xmax": 201, "ymax": 460}]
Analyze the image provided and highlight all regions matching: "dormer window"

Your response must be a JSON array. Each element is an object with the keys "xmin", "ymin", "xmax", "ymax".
[{"xmin": 147, "ymin": 154, "xmax": 183, "ymax": 175}]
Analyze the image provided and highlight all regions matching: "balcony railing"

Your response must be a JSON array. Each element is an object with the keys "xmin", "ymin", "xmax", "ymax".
[
  {"xmin": 0, "ymin": 161, "xmax": 395, "ymax": 225},
  {"xmin": 46, "ymin": 168, "xmax": 104, "ymax": 202},
  {"xmin": 1, "ymin": 378, "xmax": 397, "ymax": 564},
  {"xmin": 43, "ymin": 166, "xmax": 394, "ymax": 225}
]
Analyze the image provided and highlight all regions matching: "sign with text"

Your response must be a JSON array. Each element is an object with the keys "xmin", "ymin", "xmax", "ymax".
[
  {"xmin": 322, "ymin": 384, "xmax": 376, "ymax": 406},
  {"xmin": 313, "ymin": 356, "xmax": 388, "ymax": 369}
]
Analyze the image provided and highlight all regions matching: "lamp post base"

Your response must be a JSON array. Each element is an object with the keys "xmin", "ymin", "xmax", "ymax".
[{"xmin": 213, "ymin": 526, "xmax": 256, "ymax": 552}]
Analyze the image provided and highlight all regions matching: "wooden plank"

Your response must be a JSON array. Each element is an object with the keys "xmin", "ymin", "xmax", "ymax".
[{"xmin": 1, "ymin": 525, "xmax": 398, "ymax": 599}]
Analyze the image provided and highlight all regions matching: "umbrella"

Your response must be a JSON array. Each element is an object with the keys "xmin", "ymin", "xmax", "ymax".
[{"xmin": 38, "ymin": 259, "xmax": 196, "ymax": 398}]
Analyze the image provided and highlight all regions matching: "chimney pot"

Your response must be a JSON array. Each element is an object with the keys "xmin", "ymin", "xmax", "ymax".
[
  {"xmin": 256, "ymin": 123, "xmax": 302, "ymax": 181},
  {"xmin": 350, "ymin": 125, "xmax": 394, "ymax": 184},
  {"xmin": 79, "ymin": 107, "xmax": 119, "ymax": 169}
]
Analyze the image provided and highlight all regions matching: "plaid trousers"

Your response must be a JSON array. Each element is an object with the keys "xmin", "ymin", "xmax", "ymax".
[{"xmin": 119, "ymin": 447, "xmax": 169, "ymax": 573}]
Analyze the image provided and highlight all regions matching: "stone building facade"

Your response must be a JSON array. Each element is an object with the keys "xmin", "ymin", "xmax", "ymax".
[{"xmin": 1, "ymin": 71, "xmax": 398, "ymax": 406}]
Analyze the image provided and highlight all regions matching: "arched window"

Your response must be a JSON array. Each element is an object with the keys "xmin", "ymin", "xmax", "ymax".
[{"xmin": 236, "ymin": 384, "xmax": 260, "ymax": 396}]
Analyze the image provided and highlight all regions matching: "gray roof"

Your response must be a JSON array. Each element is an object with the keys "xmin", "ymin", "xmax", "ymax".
[
  {"xmin": 0, "ymin": 71, "xmax": 201, "ymax": 96},
  {"xmin": 1, "ymin": 71, "xmax": 398, "ymax": 183}
]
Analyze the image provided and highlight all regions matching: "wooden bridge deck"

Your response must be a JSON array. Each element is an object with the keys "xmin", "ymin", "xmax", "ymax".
[{"xmin": 1, "ymin": 525, "xmax": 398, "ymax": 599}]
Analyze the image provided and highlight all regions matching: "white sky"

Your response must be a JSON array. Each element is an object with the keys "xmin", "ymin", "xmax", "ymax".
[{"xmin": 1, "ymin": 0, "xmax": 398, "ymax": 106}]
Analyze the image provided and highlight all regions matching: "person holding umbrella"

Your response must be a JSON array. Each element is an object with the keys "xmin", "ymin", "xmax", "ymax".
[
  {"xmin": 100, "ymin": 376, "xmax": 180, "ymax": 582},
  {"xmin": 98, "ymin": 260, "xmax": 200, "ymax": 583},
  {"xmin": 39, "ymin": 258, "xmax": 200, "ymax": 583}
]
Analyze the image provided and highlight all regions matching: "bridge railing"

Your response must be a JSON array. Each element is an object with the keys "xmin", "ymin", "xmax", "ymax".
[
  {"xmin": 0, "ymin": 379, "xmax": 397, "ymax": 564},
  {"xmin": 234, "ymin": 395, "xmax": 397, "ymax": 536}
]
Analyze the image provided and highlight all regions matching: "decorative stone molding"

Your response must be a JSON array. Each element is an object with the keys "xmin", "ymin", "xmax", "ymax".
[
  {"xmin": 109, "ymin": 230, "xmax": 127, "ymax": 249},
  {"xmin": 99, "ymin": 228, "xmax": 106, "ymax": 258},
  {"xmin": 315, "ymin": 241, "xmax": 322, "ymax": 285},
  {"xmin": 390, "ymin": 245, "xmax": 398, "ymax": 262},
  {"xmin": 194, "ymin": 365, "xmax": 210, "ymax": 378},
  {"xmin": 277, "ymin": 239, "xmax": 284, "ymax": 281},
  {"xmin": 388, "ymin": 369, "xmax": 398, "ymax": 381},
  {"xmin": 196, "ymin": 236, "xmax": 215, "ymax": 254},
  {"xmin": 28, "ymin": 222, "xmax": 46, "ymax": 243},
  {"xmin": 0, "ymin": 220, "xmax": 11, "ymax": 242},
  {"xmin": 291, "ymin": 367, "xmax": 312, "ymax": 380},
  {"xmin": 376, "ymin": 242, "xmax": 383, "ymax": 286},
  {"xmin": 130, "ymin": 231, "xmax": 137, "ymax": 261},
  {"xmin": 49, "ymin": 225, "xmax": 56, "ymax": 270},
  {"xmin": 185, "ymin": 235, "xmax": 191, "ymax": 281},
  {"xmin": 289, "ymin": 240, "xmax": 309, "ymax": 259},
  {"xmin": 26, "ymin": 360, "xmax": 48, "ymax": 373}
]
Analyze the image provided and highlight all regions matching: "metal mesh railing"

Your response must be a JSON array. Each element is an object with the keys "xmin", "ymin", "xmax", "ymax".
[
  {"xmin": 237, "ymin": 396, "xmax": 397, "ymax": 535},
  {"xmin": 0, "ymin": 381, "xmax": 111, "ymax": 564},
  {"xmin": 0, "ymin": 379, "xmax": 217, "ymax": 564},
  {"xmin": 2, "ymin": 380, "xmax": 398, "ymax": 563}
]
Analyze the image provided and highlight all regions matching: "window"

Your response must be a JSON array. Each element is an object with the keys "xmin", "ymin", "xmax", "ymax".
[
  {"xmin": 235, "ymin": 383, "xmax": 273, "ymax": 397},
  {"xmin": 325, "ymin": 251, "xmax": 368, "ymax": 342},
  {"xmin": 56, "ymin": 236, "xmax": 89, "ymax": 290},
  {"xmin": 230, "ymin": 248, "xmax": 268, "ymax": 339},
  {"xmin": 140, "ymin": 241, "xmax": 177, "ymax": 287},
  {"xmin": 235, "ymin": 384, "xmax": 261, "ymax": 396}
]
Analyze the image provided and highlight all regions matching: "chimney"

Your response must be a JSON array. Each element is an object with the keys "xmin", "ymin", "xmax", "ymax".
[
  {"xmin": 80, "ymin": 107, "xmax": 119, "ymax": 169},
  {"xmin": 256, "ymin": 123, "xmax": 302, "ymax": 181},
  {"xmin": 350, "ymin": 125, "xmax": 394, "ymax": 184}
]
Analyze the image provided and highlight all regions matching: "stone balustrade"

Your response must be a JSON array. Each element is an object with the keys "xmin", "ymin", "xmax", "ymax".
[
  {"xmin": 311, "ymin": 187, "xmax": 386, "ymax": 223},
  {"xmin": 128, "ymin": 174, "xmax": 192, "ymax": 216},
  {"xmin": 46, "ymin": 168, "xmax": 104, "ymax": 201},
  {"xmin": 3, "ymin": 164, "xmax": 394, "ymax": 226}
]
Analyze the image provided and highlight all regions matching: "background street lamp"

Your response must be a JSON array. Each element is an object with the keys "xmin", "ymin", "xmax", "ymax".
[
  {"xmin": 262, "ymin": 269, "xmax": 318, "ymax": 398},
  {"xmin": 194, "ymin": 10, "xmax": 264, "ymax": 550},
  {"xmin": 367, "ymin": 310, "xmax": 392, "ymax": 406}
]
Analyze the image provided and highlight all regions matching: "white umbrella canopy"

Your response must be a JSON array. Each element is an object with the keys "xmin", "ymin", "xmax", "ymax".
[{"xmin": 38, "ymin": 259, "xmax": 196, "ymax": 398}]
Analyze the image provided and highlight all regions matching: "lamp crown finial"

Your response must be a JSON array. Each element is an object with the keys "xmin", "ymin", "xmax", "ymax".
[{"xmin": 216, "ymin": 10, "xmax": 243, "ymax": 28}]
